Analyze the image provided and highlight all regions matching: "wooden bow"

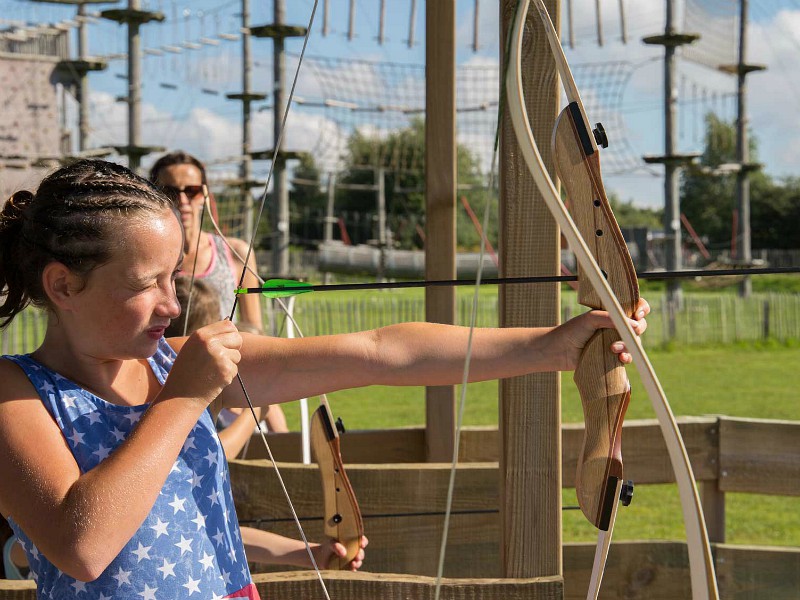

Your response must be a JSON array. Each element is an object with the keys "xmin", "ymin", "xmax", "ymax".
[
  {"xmin": 197, "ymin": 198, "xmax": 364, "ymax": 573},
  {"xmin": 309, "ymin": 396, "xmax": 364, "ymax": 568},
  {"xmin": 505, "ymin": 1, "xmax": 719, "ymax": 598}
]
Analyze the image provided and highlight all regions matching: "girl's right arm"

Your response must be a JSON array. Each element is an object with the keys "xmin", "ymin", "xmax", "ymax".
[{"xmin": 0, "ymin": 323, "xmax": 243, "ymax": 581}]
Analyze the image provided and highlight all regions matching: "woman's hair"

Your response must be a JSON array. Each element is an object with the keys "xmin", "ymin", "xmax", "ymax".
[
  {"xmin": 149, "ymin": 151, "xmax": 207, "ymax": 185},
  {"xmin": 165, "ymin": 276, "xmax": 221, "ymax": 337},
  {"xmin": 0, "ymin": 159, "xmax": 174, "ymax": 328}
]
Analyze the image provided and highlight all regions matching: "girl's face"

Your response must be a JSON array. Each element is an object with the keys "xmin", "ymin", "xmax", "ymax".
[
  {"xmin": 71, "ymin": 209, "xmax": 183, "ymax": 359},
  {"xmin": 155, "ymin": 163, "xmax": 205, "ymax": 246}
]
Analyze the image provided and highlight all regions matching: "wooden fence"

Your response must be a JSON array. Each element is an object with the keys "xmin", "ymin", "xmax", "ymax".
[
  {"xmin": 3, "ymin": 293, "xmax": 800, "ymax": 357},
  {"xmin": 233, "ymin": 416, "xmax": 800, "ymax": 598},
  {"xmin": 2, "ymin": 417, "xmax": 799, "ymax": 598}
]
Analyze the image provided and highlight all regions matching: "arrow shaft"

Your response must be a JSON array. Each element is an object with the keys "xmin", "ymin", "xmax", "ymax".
[{"xmin": 237, "ymin": 266, "xmax": 800, "ymax": 295}]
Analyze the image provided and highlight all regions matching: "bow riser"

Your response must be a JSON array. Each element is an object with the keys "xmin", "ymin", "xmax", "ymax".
[
  {"xmin": 310, "ymin": 403, "xmax": 364, "ymax": 568},
  {"xmin": 552, "ymin": 103, "xmax": 638, "ymax": 313},
  {"xmin": 554, "ymin": 101, "xmax": 636, "ymax": 532}
]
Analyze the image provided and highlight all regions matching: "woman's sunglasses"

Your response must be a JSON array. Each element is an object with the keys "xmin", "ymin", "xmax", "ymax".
[{"xmin": 162, "ymin": 184, "xmax": 204, "ymax": 203}]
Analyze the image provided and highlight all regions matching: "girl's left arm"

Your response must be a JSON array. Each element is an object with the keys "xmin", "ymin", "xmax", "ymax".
[{"xmin": 218, "ymin": 301, "xmax": 648, "ymax": 409}]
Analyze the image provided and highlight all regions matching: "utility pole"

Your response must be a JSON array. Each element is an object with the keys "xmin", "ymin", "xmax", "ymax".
[
  {"xmin": 76, "ymin": 2, "xmax": 91, "ymax": 151},
  {"xmin": 249, "ymin": 1, "xmax": 306, "ymax": 279},
  {"xmin": 721, "ymin": 0, "xmax": 765, "ymax": 298},
  {"xmin": 271, "ymin": 0, "xmax": 289, "ymax": 277},
  {"xmin": 376, "ymin": 167, "xmax": 387, "ymax": 283},
  {"xmin": 643, "ymin": 0, "xmax": 699, "ymax": 338},
  {"xmin": 226, "ymin": 0, "xmax": 267, "ymax": 243},
  {"xmin": 323, "ymin": 171, "xmax": 336, "ymax": 284},
  {"xmin": 101, "ymin": 0, "xmax": 164, "ymax": 173}
]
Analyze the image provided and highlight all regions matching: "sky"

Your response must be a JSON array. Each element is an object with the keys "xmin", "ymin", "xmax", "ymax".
[{"xmin": 2, "ymin": 0, "xmax": 800, "ymax": 211}]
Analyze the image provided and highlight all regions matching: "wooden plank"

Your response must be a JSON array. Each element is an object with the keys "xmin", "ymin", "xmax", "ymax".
[
  {"xmin": 713, "ymin": 543, "xmax": 800, "ymax": 599},
  {"xmin": 719, "ymin": 417, "xmax": 800, "ymax": 496},
  {"xmin": 242, "ymin": 428, "xmax": 427, "ymax": 463},
  {"xmin": 700, "ymin": 479, "xmax": 726, "ymax": 544},
  {"xmin": 424, "ymin": 0, "xmax": 457, "ymax": 462},
  {"xmin": 498, "ymin": 0, "xmax": 563, "ymax": 579},
  {"xmin": 0, "ymin": 580, "xmax": 35, "ymax": 600},
  {"xmin": 565, "ymin": 541, "xmax": 699, "ymax": 599},
  {"xmin": 258, "ymin": 571, "xmax": 563, "ymax": 600},
  {"xmin": 563, "ymin": 417, "xmax": 719, "ymax": 485},
  {"xmin": 3, "ymin": 544, "xmax": 799, "ymax": 599},
  {"xmin": 230, "ymin": 461, "xmax": 502, "ymax": 577},
  {"xmin": 565, "ymin": 542, "xmax": 800, "ymax": 599},
  {"xmin": 0, "ymin": 571, "xmax": 561, "ymax": 600},
  {"xmin": 242, "ymin": 418, "xmax": 719, "ymax": 482}
]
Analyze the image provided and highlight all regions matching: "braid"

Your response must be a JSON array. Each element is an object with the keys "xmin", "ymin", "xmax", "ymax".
[
  {"xmin": 0, "ymin": 191, "xmax": 35, "ymax": 327},
  {"xmin": 0, "ymin": 160, "xmax": 175, "ymax": 328}
]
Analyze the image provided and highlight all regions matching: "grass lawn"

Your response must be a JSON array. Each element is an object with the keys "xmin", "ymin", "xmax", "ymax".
[{"xmin": 281, "ymin": 342, "xmax": 800, "ymax": 546}]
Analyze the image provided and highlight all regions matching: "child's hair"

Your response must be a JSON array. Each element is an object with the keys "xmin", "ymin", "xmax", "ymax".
[
  {"xmin": 165, "ymin": 276, "xmax": 221, "ymax": 337},
  {"xmin": 0, "ymin": 159, "xmax": 174, "ymax": 328},
  {"xmin": 149, "ymin": 151, "xmax": 207, "ymax": 185}
]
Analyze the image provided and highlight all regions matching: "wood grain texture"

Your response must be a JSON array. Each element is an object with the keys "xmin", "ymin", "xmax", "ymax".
[
  {"xmin": 242, "ymin": 418, "xmax": 720, "ymax": 482},
  {"xmin": 424, "ymin": 0, "xmax": 457, "ymax": 463},
  {"xmin": 719, "ymin": 417, "xmax": 800, "ymax": 496},
  {"xmin": 4, "ymin": 543, "xmax": 800, "ymax": 599},
  {"xmin": 309, "ymin": 405, "xmax": 363, "ymax": 567},
  {"xmin": 499, "ymin": 0, "xmax": 562, "ymax": 579},
  {"xmin": 552, "ymin": 106, "xmax": 638, "ymax": 314},
  {"xmin": 573, "ymin": 330, "xmax": 631, "ymax": 528}
]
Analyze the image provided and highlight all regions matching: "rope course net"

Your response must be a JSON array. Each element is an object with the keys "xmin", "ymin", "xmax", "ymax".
[
  {"xmin": 682, "ymin": 0, "xmax": 739, "ymax": 70},
  {"xmin": 297, "ymin": 53, "xmax": 651, "ymax": 178}
]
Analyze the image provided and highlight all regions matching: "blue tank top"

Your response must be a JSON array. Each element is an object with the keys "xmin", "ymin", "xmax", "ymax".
[{"xmin": 3, "ymin": 338, "xmax": 252, "ymax": 599}]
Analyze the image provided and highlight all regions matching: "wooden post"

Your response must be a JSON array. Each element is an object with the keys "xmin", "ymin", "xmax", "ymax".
[
  {"xmin": 499, "ymin": 0, "xmax": 562, "ymax": 579},
  {"xmin": 424, "ymin": 0, "xmax": 457, "ymax": 462}
]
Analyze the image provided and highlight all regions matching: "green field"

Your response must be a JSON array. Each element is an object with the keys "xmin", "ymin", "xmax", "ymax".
[
  {"xmin": 3, "ymin": 292, "xmax": 799, "ymax": 548},
  {"xmin": 281, "ymin": 342, "xmax": 800, "ymax": 547}
]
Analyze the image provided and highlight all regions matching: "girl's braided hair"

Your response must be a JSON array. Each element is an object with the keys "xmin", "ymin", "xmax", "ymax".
[{"xmin": 0, "ymin": 159, "xmax": 174, "ymax": 328}]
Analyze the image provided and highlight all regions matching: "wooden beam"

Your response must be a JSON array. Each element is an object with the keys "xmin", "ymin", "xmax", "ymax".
[
  {"xmin": 424, "ymin": 0, "xmax": 457, "ymax": 463},
  {"xmin": 242, "ymin": 418, "xmax": 720, "ymax": 480},
  {"xmin": 498, "ymin": 0, "xmax": 562, "ymax": 579},
  {"xmin": 719, "ymin": 417, "xmax": 800, "ymax": 496}
]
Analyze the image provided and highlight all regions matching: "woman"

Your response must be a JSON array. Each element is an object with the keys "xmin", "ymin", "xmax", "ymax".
[
  {"xmin": 0, "ymin": 160, "xmax": 648, "ymax": 599},
  {"xmin": 149, "ymin": 151, "xmax": 263, "ymax": 331}
]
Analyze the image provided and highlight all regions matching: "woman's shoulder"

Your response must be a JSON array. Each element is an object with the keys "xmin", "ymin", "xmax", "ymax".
[{"xmin": 224, "ymin": 235, "xmax": 250, "ymax": 257}]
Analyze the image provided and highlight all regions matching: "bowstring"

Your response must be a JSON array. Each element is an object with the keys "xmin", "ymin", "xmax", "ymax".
[
  {"xmin": 432, "ymin": 3, "xmax": 523, "ymax": 596},
  {"xmin": 182, "ymin": 193, "xmax": 207, "ymax": 337},
  {"xmin": 220, "ymin": 2, "xmax": 331, "ymax": 598}
]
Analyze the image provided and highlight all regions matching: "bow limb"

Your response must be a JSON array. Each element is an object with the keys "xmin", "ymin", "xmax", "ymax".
[{"xmin": 506, "ymin": 2, "xmax": 719, "ymax": 599}]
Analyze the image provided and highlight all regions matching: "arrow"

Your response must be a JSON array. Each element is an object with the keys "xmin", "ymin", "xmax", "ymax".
[{"xmin": 235, "ymin": 266, "xmax": 800, "ymax": 297}]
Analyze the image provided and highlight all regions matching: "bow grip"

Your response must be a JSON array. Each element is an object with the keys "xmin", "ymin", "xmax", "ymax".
[
  {"xmin": 310, "ymin": 403, "xmax": 364, "ymax": 569},
  {"xmin": 552, "ymin": 101, "xmax": 638, "ymax": 531},
  {"xmin": 574, "ymin": 330, "xmax": 631, "ymax": 530}
]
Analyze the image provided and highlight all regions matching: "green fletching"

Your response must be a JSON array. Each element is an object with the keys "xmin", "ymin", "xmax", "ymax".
[{"xmin": 260, "ymin": 279, "xmax": 313, "ymax": 298}]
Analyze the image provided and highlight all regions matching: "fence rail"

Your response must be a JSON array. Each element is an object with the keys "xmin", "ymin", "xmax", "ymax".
[
  {"xmin": 286, "ymin": 292, "xmax": 800, "ymax": 347},
  {"xmin": 3, "ymin": 292, "xmax": 800, "ymax": 355}
]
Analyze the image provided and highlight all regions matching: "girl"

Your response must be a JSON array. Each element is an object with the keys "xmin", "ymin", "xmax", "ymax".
[{"xmin": 0, "ymin": 160, "xmax": 647, "ymax": 599}]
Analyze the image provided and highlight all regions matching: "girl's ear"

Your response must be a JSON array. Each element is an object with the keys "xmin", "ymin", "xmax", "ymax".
[{"xmin": 41, "ymin": 262, "xmax": 82, "ymax": 311}]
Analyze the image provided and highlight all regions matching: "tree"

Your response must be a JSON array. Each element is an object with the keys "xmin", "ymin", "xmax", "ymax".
[
  {"xmin": 334, "ymin": 118, "xmax": 494, "ymax": 250},
  {"xmin": 681, "ymin": 114, "xmax": 799, "ymax": 251}
]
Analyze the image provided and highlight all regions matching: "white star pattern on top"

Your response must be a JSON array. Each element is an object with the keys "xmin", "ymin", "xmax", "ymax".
[{"xmin": 3, "ymin": 338, "xmax": 252, "ymax": 599}]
